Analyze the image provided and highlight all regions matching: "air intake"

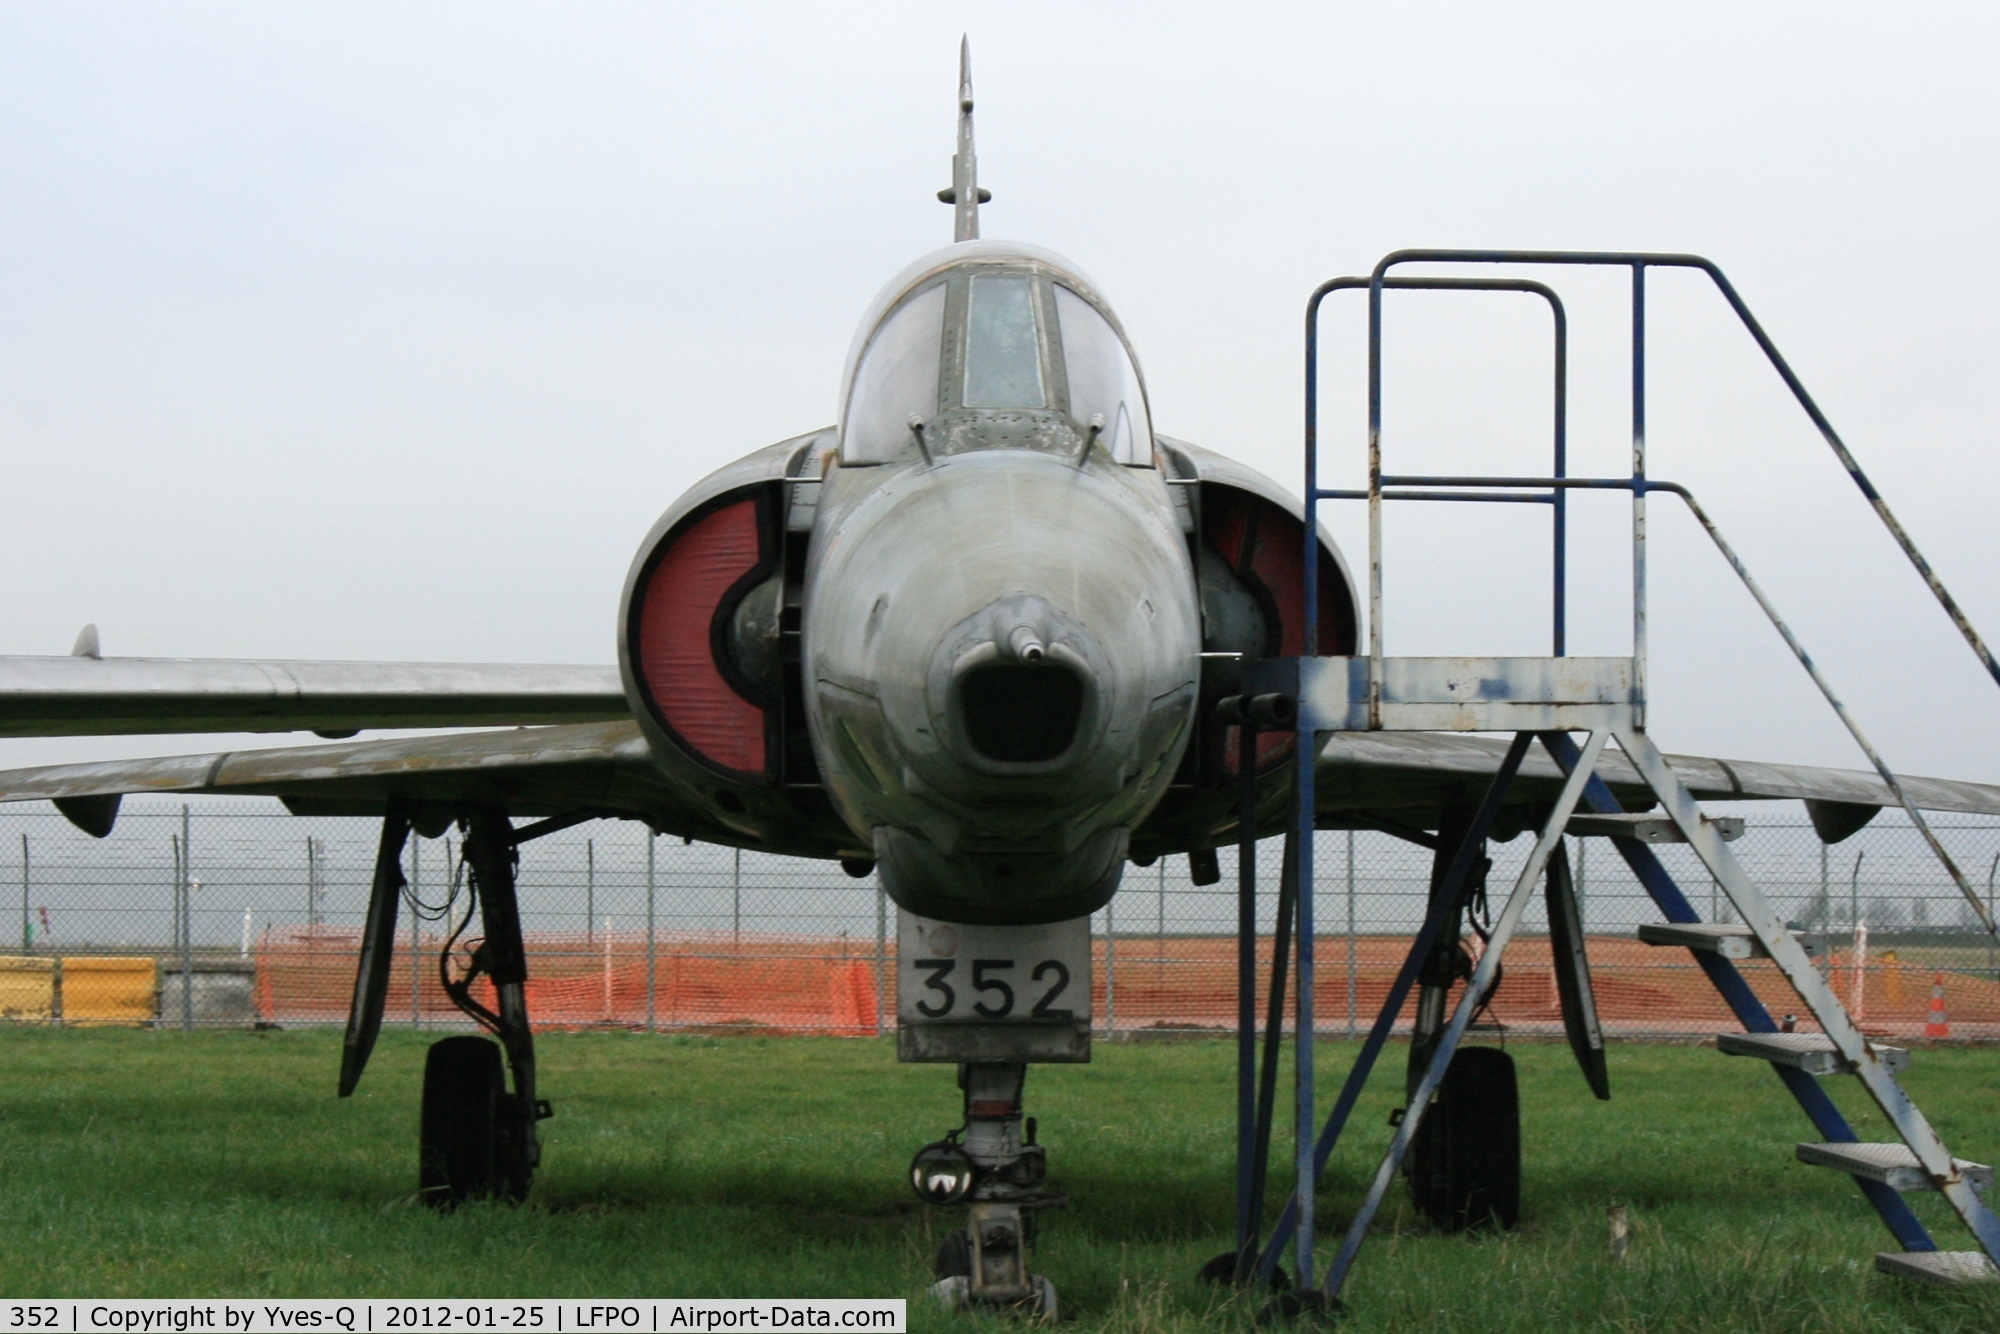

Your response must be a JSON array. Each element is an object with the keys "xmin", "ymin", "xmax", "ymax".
[{"xmin": 959, "ymin": 663, "xmax": 1084, "ymax": 763}]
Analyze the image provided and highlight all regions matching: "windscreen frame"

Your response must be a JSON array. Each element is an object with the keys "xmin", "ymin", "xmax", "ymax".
[{"xmin": 838, "ymin": 255, "xmax": 1157, "ymax": 467}]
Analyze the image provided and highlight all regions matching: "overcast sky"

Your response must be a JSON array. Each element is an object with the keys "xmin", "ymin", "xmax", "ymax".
[{"xmin": 3, "ymin": 2, "xmax": 1999, "ymax": 790}]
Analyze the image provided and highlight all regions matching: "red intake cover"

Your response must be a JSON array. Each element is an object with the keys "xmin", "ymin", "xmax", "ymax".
[
  {"xmin": 631, "ymin": 494, "xmax": 772, "ymax": 779},
  {"xmin": 1204, "ymin": 486, "xmax": 1356, "ymax": 775}
]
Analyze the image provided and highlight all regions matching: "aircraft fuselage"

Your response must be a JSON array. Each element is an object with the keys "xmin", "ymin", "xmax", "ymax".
[{"xmin": 804, "ymin": 423, "xmax": 1199, "ymax": 925}]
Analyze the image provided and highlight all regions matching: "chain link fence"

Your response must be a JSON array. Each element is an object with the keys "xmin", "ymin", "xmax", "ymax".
[{"xmin": 0, "ymin": 798, "xmax": 1995, "ymax": 1039}]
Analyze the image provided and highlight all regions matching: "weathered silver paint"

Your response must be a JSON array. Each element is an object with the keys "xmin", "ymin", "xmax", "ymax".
[
  {"xmin": 806, "ymin": 443, "xmax": 1198, "ymax": 923},
  {"xmin": 806, "ymin": 241, "xmax": 1198, "ymax": 924}
]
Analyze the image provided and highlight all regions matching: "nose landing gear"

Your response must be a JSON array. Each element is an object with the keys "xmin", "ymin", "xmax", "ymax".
[{"xmin": 913, "ymin": 1062, "xmax": 1062, "ymax": 1319}]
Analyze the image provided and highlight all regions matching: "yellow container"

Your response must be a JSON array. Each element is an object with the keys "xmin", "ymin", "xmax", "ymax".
[
  {"xmin": 0, "ymin": 956, "xmax": 55, "ymax": 1022},
  {"xmin": 62, "ymin": 956, "xmax": 157, "ymax": 1026}
]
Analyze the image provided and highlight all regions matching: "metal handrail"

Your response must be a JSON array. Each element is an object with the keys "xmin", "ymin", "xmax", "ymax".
[
  {"xmin": 1385, "ymin": 473, "xmax": 1993, "ymax": 935},
  {"xmin": 1301, "ymin": 275, "xmax": 1569, "ymax": 657},
  {"xmin": 1285, "ymin": 251, "xmax": 2000, "ymax": 1292},
  {"xmin": 1302, "ymin": 254, "xmax": 1998, "ymax": 935},
  {"xmin": 1313, "ymin": 249, "xmax": 2000, "ymax": 698}
]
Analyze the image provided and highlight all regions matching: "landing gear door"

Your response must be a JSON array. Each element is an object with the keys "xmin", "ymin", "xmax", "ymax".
[{"xmin": 896, "ymin": 912, "xmax": 1093, "ymax": 1063}]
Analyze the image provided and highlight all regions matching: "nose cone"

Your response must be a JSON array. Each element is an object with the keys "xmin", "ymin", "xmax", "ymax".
[{"xmin": 803, "ymin": 450, "xmax": 1200, "ymax": 924}]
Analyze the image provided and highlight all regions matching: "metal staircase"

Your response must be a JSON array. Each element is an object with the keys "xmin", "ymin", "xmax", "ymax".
[{"xmin": 1222, "ymin": 251, "xmax": 2000, "ymax": 1310}]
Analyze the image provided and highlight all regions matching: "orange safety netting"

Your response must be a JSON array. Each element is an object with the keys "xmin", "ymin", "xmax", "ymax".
[
  {"xmin": 250, "ymin": 927, "xmax": 2000, "ymax": 1040},
  {"xmin": 1102, "ymin": 936, "xmax": 2000, "ymax": 1041},
  {"xmin": 253, "ymin": 926, "xmax": 887, "ymax": 1034}
]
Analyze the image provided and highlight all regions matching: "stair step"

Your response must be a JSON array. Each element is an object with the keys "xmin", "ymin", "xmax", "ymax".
[
  {"xmin": 1875, "ymin": 1251, "xmax": 2000, "ymax": 1285},
  {"xmin": 1566, "ymin": 812, "xmax": 1744, "ymax": 843},
  {"xmin": 1636, "ymin": 922, "xmax": 1768, "ymax": 958},
  {"xmin": 1796, "ymin": 1142, "xmax": 1993, "ymax": 1194},
  {"xmin": 1715, "ymin": 1031, "xmax": 1910, "ymax": 1075}
]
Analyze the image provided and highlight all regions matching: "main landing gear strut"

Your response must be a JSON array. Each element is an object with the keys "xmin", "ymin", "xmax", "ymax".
[
  {"xmin": 340, "ymin": 800, "xmax": 572, "ymax": 1208},
  {"xmin": 911, "ymin": 1062, "xmax": 1062, "ymax": 1319}
]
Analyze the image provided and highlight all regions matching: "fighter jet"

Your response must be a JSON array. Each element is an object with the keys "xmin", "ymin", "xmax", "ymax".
[{"xmin": 2, "ymin": 40, "xmax": 1998, "ymax": 1305}]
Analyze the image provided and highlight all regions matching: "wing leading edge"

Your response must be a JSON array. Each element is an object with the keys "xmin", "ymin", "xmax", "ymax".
[
  {"xmin": 1315, "ymin": 732, "xmax": 2000, "ymax": 837},
  {"xmin": 0, "ymin": 656, "xmax": 627, "ymax": 737},
  {"xmin": 0, "ymin": 721, "xmax": 656, "ymax": 815}
]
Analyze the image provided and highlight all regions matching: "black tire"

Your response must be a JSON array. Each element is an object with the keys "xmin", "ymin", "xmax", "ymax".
[
  {"xmin": 1197, "ymin": 1251, "xmax": 1291, "ymax": 1290},
  {"xmin": 1406, "ymin": 1046, "xmax": 1520, "ymax": 1232},
  {"xmin": 934, "ymin": 1228, "xmax": 972, "ymax": 1280},
  {"xmin": 420, "ymin": 1036, "xmax": 507, "ymax": 1208},
  {"xmin": 1255, "ymin": 1290, "xmax": 1341, "ymax": 1326}
]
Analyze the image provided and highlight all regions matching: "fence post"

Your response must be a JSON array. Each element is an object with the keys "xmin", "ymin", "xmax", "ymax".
[
  {"xmin": 874, "ymin": 879, "xmax": 886, "ymax": 1037},
  {"xmin": 1345, "ymin": 829, "xmax": 1356, "ymax": 1040},
  {"xmin": 1851, "ymin": 848, "xmax": 1865, "ymax": 934},
  {"xmin": 1576, "ymin": 835, "xmax": 1587, "ymax": 921},
  {"xmin": 1104, "ymin": 898, "xmax": 1116, "ymax": 1039},
  {"xmin": 170, "ymin": 836, "xmax": 181, "ymax": 961},
  {"xmin": 180, "ymin": 804, "xmax": 193, "ymax": 1032},
  {"xmin": 19, "ymin": 832, "xmax": 27, "ymax": 952},
  {"xmin": 733, "ymin": 848, "xmax": 742, "ymax": 944},
  {"xmin": 646, "ymin": 833, "xmax": 657, "ymax": 1033},
  {"xmin": 409, "ymin": 838, "xmax": 421, "ymax": 1029},
  {"xmin": 1988, "ymin": 849, "xmax": 1998, "ymax": 983},
  {"xmin": 586, "ymin": 839, "xmax": 595, "ymax": 946}
]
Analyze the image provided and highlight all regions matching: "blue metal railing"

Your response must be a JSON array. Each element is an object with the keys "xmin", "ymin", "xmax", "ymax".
[{"xmin": 1271, "ymin": 250, "xmax": 2000, "ymax": 1297}]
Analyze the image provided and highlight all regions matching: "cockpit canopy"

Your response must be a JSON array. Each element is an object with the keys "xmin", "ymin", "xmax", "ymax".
[{"xmin": 840, "ymin": 242, "xmax": 1153, "ymax": 467}]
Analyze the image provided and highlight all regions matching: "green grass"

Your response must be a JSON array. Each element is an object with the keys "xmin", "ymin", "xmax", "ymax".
[{"xmin": 1, "ymin": 1029, "xmax": 1997, "ymax": 1331}]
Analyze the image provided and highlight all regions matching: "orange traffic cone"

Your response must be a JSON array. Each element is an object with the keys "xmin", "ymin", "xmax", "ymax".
[{"xmin": 1926, "ymin": 973, "xmax": 1950, "ymax": 1039}]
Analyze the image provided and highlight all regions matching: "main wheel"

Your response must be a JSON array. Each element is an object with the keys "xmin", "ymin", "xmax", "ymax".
[
  {"xmin": 419, "ymin": 1036, "xmax": 509, "ymax": 1208},
  {"xmin": 1406, "ymin": 1046, "xmax": 1520, "ymax": 1232},
  {"xmin": 1196, "ymin": 1252, "xmax": 1291, "ymax": 1290}
]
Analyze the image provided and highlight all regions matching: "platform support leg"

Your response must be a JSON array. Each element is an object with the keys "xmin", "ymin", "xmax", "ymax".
[
  {"xmin": 1320, "ymin": 730, "xmax": 1608, "ymax": 1302},
  {"xmin": 1252, "ymin": 733, "xmax": 1533, "ymax": 1281}
]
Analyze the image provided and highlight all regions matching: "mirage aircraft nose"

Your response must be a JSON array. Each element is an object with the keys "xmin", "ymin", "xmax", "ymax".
[
  {"xmin": 803, "ymin": 444, "xmax": 1199, "ymax": 924},
  {"xmin": 796, "ymin": 224, "xmax": 1203, "ymax": 924}
]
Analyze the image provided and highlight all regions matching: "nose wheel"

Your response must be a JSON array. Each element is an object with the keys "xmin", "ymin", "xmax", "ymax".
[{"xmin": 911, "ymin": 1062, "xmax": 1062, "ymax": 1319}]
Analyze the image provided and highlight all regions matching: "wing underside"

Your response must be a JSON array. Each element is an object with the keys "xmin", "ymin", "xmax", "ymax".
[
  {"xmin": 0, "ymin": 721, "xmax": 687, "ymax": 830},
  {"xmin": 0, "ymin": 717, "xmax": 1994, "ymax": 854},
  {"xmin": 0, "ymin": 718, "xmax": 861, "ymax": 853}
]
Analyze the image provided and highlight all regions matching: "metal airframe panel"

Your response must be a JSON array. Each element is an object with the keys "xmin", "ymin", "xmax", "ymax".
[{"xmin": 1290, "ymin": 656, "xmax": 1635, "ymax": 732}]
